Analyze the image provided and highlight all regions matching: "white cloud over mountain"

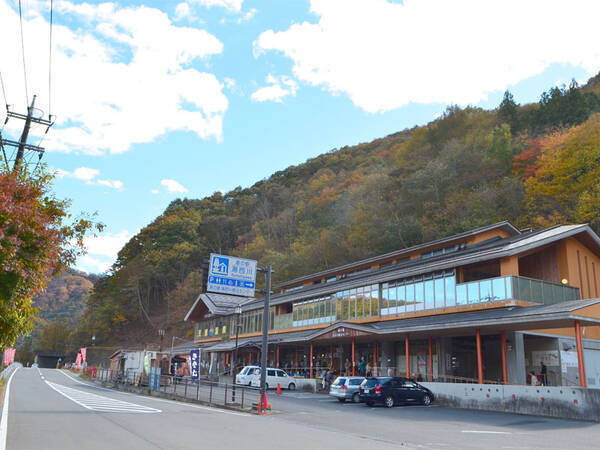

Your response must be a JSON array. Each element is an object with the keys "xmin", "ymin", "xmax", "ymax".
[
  {"xmin": 0, "ymin": 0, "xmax": 228, "ymax": 154},
  {"xmin": 56, "ymin": 166, "xmax": 123, "ymax": 189},
  {"xmin": 161, "ymin": 179, "xmax": 188, "ymax": 193},
  {"xmin": 255, "ymin": 0, "xmax": 600, "ymax": 113},
  {"xmin": 78, "ymin": 229, "xmax": 134, "ymax": 273}
]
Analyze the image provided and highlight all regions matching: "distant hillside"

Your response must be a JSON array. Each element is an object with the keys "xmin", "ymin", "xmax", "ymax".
[
  {"xmin": 34, "ymin": 268, "xmax": 97, "ymax": 325},
  {"xmin": 75, "ymin": 73, "xmax": 600, "ymax": 349}
]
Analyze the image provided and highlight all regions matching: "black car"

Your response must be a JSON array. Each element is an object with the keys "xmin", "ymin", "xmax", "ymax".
[{"xmin": 359, "ymin": 377, "xmax": 434, "ymax": 408}]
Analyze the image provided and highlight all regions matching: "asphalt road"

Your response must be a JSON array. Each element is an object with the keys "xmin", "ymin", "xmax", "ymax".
[{"xmin": 3, "ymin": 368, "xmax": 600, "ymax": 449}]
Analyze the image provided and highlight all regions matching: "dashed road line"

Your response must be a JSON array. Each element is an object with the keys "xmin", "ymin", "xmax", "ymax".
[
  {"xmin": 44, "ymin": 380, "xmax": 162, "ymax": 413},
  {"xmin": 461, "ymin": 430, "xmax": 512, "ymax": 434}
]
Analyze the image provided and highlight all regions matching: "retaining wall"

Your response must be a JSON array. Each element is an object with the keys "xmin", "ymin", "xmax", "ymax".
[{"xmin": 421, "ymin": 382, "xmax": 600, "ymax": 422}]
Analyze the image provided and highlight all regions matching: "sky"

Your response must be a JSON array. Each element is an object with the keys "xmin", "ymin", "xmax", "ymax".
[{"xmin": 1, "ymin": 0, "xmax": 599, "ymax": 274}]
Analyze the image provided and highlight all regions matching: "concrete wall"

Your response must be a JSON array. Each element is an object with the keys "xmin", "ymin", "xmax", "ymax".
[
  {"xmin": 292, "ymin": 377, "xmax": 318, "ymax": 392},
  {"xmin": 421, "ymin": 382, "xmax": 600, "ymax": 422}
]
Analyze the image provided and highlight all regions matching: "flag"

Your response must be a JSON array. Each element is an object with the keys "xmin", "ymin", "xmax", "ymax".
[
  {"xmin": 76, "ymin": 352, "xmax": 82, "ymax": 370},
  {"xmin": 80, "ymin": 347, "xmax": 87, "ymax": 363}
]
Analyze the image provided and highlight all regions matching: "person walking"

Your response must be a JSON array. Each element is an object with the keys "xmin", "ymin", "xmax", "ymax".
[
  {"xmin": 344, "ymin": 358, "xmax": 351, "ymax": 375},
  {"xmin": 359, "ymin": 356, "xmax": 366, "ymax": 377}
]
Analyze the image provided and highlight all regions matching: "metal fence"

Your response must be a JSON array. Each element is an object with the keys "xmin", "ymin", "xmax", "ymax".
[{"xmin": 93, "ymin": 369, "xmax": 262, "ymax": 413}]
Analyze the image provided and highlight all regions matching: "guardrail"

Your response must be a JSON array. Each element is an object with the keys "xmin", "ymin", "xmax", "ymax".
[{"xmin": 94, "ymin": 368, "xmax": 262, "ymax": 413}]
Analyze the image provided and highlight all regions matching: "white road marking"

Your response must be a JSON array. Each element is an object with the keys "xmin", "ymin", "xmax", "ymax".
[
  {"xmin": 461, "ymin": 430, "xmax": 512, "ymax": 434},
  {"xmin": 0, "ymin": 367, "xmax": 19, "ymax": 450},
  {"xmin": 45, "ymin": 381, "xmax": 161, "ymax": 413},
  {"xmin": 57, "ymin": 370, "xmax": 250, "ymax": 417}
]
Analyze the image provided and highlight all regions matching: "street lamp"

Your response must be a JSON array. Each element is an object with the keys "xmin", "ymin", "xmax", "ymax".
[
  {"xmin": 232, "ymin": 305, "xmax": 243, "ymax": 402},
  {"xmin": 91, "ymin": 335, "xmax": 96, "ymax": 347},
  {"xmin": 158, "ymin": 328, "xmax": 165, "ymax": 352}
]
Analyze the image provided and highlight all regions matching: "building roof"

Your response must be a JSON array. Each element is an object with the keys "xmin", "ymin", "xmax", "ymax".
[
  {"xmin": 184, "ymin": 292, "xmax": 254, "ymax": 321},
  {"xmin": 302, "ymin": 298, "xmax": 600, "ymax": 340},
  {"xmin": 276, "ymin": 221, "xmax": 522, "ymax": 289},
  {"xmin": 240, "ymin": 224, "xmax": 600, "ymax": 311}
]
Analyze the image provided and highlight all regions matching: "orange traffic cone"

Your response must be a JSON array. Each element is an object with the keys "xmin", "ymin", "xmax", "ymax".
[{"xmin": 277, "ymin": 383, "xmax": 282, "ymax": 395}]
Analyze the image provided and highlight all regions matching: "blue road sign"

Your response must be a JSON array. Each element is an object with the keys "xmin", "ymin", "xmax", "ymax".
[{"xmin": 207, "ymin": 254, "xmax": 257, "ymax": 297}]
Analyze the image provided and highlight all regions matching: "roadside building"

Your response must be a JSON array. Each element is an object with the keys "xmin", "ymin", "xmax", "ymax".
[{"xmin": 184, "ymin": 222, "xmax": 600, "ymax": 388}]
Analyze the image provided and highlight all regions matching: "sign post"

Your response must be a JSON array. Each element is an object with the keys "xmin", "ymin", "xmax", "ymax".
[
  {"xmin": 190, "ymin": 349, "xmax": 200, "ymax": 380},
  {"xmin": 207, "ymin": 254, "xmax": 257, "ymax": 297}
]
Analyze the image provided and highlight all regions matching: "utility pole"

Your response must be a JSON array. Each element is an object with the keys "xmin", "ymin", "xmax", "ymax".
[
  {"xmin": 1, "ymin": 94, "xmax": 53, "ymax": 172},
  {"xmin": 257, "ymin": 265, "xmax": 272, "ymax": 413}
]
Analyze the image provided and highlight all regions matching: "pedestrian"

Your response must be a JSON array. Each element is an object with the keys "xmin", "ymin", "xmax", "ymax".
[
  {"xmin": 366, "ymin": 361, "xmax": 372, "ymax": 377},
  {"xmin": 386, "ymin": 359, "xmax": 393, "ymax": 377},
  {"xmin": 359, "ymin": 356, "xmax": 366, "ymax": 377},
  {"xmin": 540, "ymin": 361, "xmax": 547, "ymax": 386},
  {"xmin": 529, "ymin": 371, "xmax": 539, "ymax": 386},
  {"xmin": 344, "ymin": 358, "xmax": 351, "ymax": 375}
]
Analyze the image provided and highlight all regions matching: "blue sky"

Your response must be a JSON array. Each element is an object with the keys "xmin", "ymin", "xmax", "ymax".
[{"xmin": 1, "ymin": 0, "xmax": 599, "ymax": 273}]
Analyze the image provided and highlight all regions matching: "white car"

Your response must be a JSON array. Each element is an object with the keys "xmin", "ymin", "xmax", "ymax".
[
  {"xmin": 250, "ymin": 368, "xmax": 296, "ymax": 390},
  {"xmin": 236, "ymin": 365, "xmax": 260, "ymax": 385}
]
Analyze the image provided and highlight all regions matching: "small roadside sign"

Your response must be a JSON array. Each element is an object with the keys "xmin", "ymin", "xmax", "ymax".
[
  {"xmin": 207, "ymin": 253, "xmax": 257, "ymax": 297},
  {"xmin": 190, "ymin": 349, "xmax": 199, "ymax": 380}
]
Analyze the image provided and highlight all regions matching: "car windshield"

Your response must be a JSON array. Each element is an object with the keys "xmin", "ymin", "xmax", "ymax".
[
  {"xmin": 363, "ymin": 378, "xmax": 387, "ymax": 388},
  {"xmin": 333, "ymin": 377, "xmax": 346, "ymax": 386}
]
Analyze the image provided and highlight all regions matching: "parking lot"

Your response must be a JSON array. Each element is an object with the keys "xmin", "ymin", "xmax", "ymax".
[{"xmin": 263, "ymin": 389, "xmax": 600, "ymax": 449}]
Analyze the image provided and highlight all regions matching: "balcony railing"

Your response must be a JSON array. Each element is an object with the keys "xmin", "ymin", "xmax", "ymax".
[{"xmin": 455, "ymin": 275, "xmax": 579, "ymax": 306}]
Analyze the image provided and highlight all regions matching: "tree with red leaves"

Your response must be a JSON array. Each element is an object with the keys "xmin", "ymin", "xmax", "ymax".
[{"xmin": 0, "ymin": 167, "xmax": 101, "ymax": 347}]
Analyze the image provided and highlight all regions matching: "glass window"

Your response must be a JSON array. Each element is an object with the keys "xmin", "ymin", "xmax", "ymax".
[
  {"xmin": 267, "ymin": 369, "xmax": 276, "ymax": 376},
  {"xmin": 445, "ymin": 276, "xmax": 456, "ymax": 307},
  {"xmin": 492, "ymin": 277, "xmax": 506, "ymax": 300},
  {"xmin": 467, "ymin": 282, "xmax": 480, "ymax": 304},
  {"xmin": 405, "ymin": 283, "xmax": 415, "ymax": 312},
  {"xmin": 415, "ymin": 282, "xmax": 424, "ymax": 310},
  {"xmin": 424, "ymin": 280, "xmax": 434, "ymax": 309},
  {"xmin": 371, "ymin": 285, "xmax": 379, "ymax": 316},
  {"xmin": 434, "ymin": 278, "xmax": 445, "ymax": 308},
  {"xmin": 389, "ymin": 286, "xmax": 398, "ymax": 315},
  {"xmin": 397, "ymin": 284, "xmax": 406, "ymax": 314},
  {"xmin": 381, "ymin": 284, "xmax": 389, "ymax": 315}
]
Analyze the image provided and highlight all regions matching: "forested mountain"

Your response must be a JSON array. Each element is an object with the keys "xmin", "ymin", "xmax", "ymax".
[
  {"xmin": 33, "ymin": 268, "xmax": 98, "ymax": 325},
  {"xmin": 71, "ymin": 74, "xmax": 600, "ymax": 349}
]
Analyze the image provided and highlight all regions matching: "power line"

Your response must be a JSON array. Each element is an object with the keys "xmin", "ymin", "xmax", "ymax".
[
  {"xmin": 48, "ymin": 0, "xmax": 53, "ymax": 118},
  {"xmin": 18, "ymin": 0, "xmax": 29, "ymax": 107},
  {"xmin": 0, "ymin": 71, "xmax": 8, "ymax": 110}
]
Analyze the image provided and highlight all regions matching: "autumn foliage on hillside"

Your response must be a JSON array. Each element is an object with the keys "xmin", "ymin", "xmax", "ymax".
[{"xmin": 71, "ymin": 74, "xmax": 600, "ymax": 348}]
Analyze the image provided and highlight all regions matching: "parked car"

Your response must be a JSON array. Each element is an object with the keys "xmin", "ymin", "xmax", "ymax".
[
  {"xmin": 359, "ymin": 377, "xmax": 434, "ymax": 408},
  {"xmin": 329, "ymin": 376, "xmax": 365, "ymax": 403},
  {"xmin": 236, "ymin": 365, "xmax": 260, "ymax": 385},
  {"xmin": 250, "ymin": 368, "xmax": 296, "ymax": 390}
]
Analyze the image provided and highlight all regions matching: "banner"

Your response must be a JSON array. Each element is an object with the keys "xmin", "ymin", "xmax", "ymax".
[
  {"xmin": 76, "ymin": 352, "xmax": 82, "ymax": 370},
  {"xmin": 190, "ymin": 349, "xmax": 199, "ymax": 380},
  {"xmin": 3, "ymin": 348, "xmax": 15, "ymax": 366},
  {"xmin": 80, "ymin": 347, "xmax": 87, "ymax": 363}
]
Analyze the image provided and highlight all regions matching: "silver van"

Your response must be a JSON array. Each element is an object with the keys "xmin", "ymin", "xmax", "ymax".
[{"xmin": 329, "ymin": 376, "xmax": 365, "ymax": 403}]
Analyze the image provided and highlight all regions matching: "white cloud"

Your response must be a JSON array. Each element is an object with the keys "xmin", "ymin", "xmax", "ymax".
[
  {"xmin": 174, "ymin": 2, "xmax": 191, "ymax": 21},
  {"xmin": 56, "ymin": 167, "xmax": 123, "ymax": 189},
  {"xmin": 72, "ymin": 167, "xmax": 100, "ymax": 182},
  {"xmin": 77, "ymin": 230, "xmax": 134, "ymax": 273},
  {"xmin": 251, "ymin": 75, "xmax": 298, "ymax": 103},
  {"xmin": 151, "ymin": 189, "xmax": 160, "ymax": 194},
  {"xmin": 161, "ymin": 179, "xmax": 188, "ymax": 193},
  {"xmin": 191, "ymin": 0, "xmax": 244, "ymax": 12},
  {"xmin": 97, "ymin": 179, "xmax": 124, "ymax": 189},
  {"xmin": 0, "ymin": 1, "xmax": 228, "ymax": 154},
  {"xmin": 255, "ymin": 0, "xmax": 600, "ymax": 113}
]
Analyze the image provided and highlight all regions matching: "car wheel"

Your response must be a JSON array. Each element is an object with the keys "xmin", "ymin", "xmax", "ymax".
[
  {"xmin": 366, "ymin": 401, "xmax": 374, "ymax": 407},
  {"xmin": 423, "ymin": 394, "xmax": 431, "ymax": 406},
  {"xmin": 384, "ymin": 395, "xmax": 394, "ymax": 408},
  {"xmin": 352, "ymin": 393, "xmax": 360, "ymax": 403},
  {"xmin": 288, "ymin": 383, "xmax": 296, "ymax": 391},
  {"xmin": 338, "ymin": 398, "xmax": 346, "ymax": 403}
]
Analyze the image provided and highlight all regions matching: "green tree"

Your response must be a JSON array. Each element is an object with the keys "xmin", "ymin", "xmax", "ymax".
[{"xmin": 498, "ymin": 90, "xmax": 519, "ymax": 133}]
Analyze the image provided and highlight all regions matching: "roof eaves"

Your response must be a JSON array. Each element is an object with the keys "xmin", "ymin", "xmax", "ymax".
[{"xmin": 276, "ymin": 221, "xmax": 520, "ymax": 289}]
